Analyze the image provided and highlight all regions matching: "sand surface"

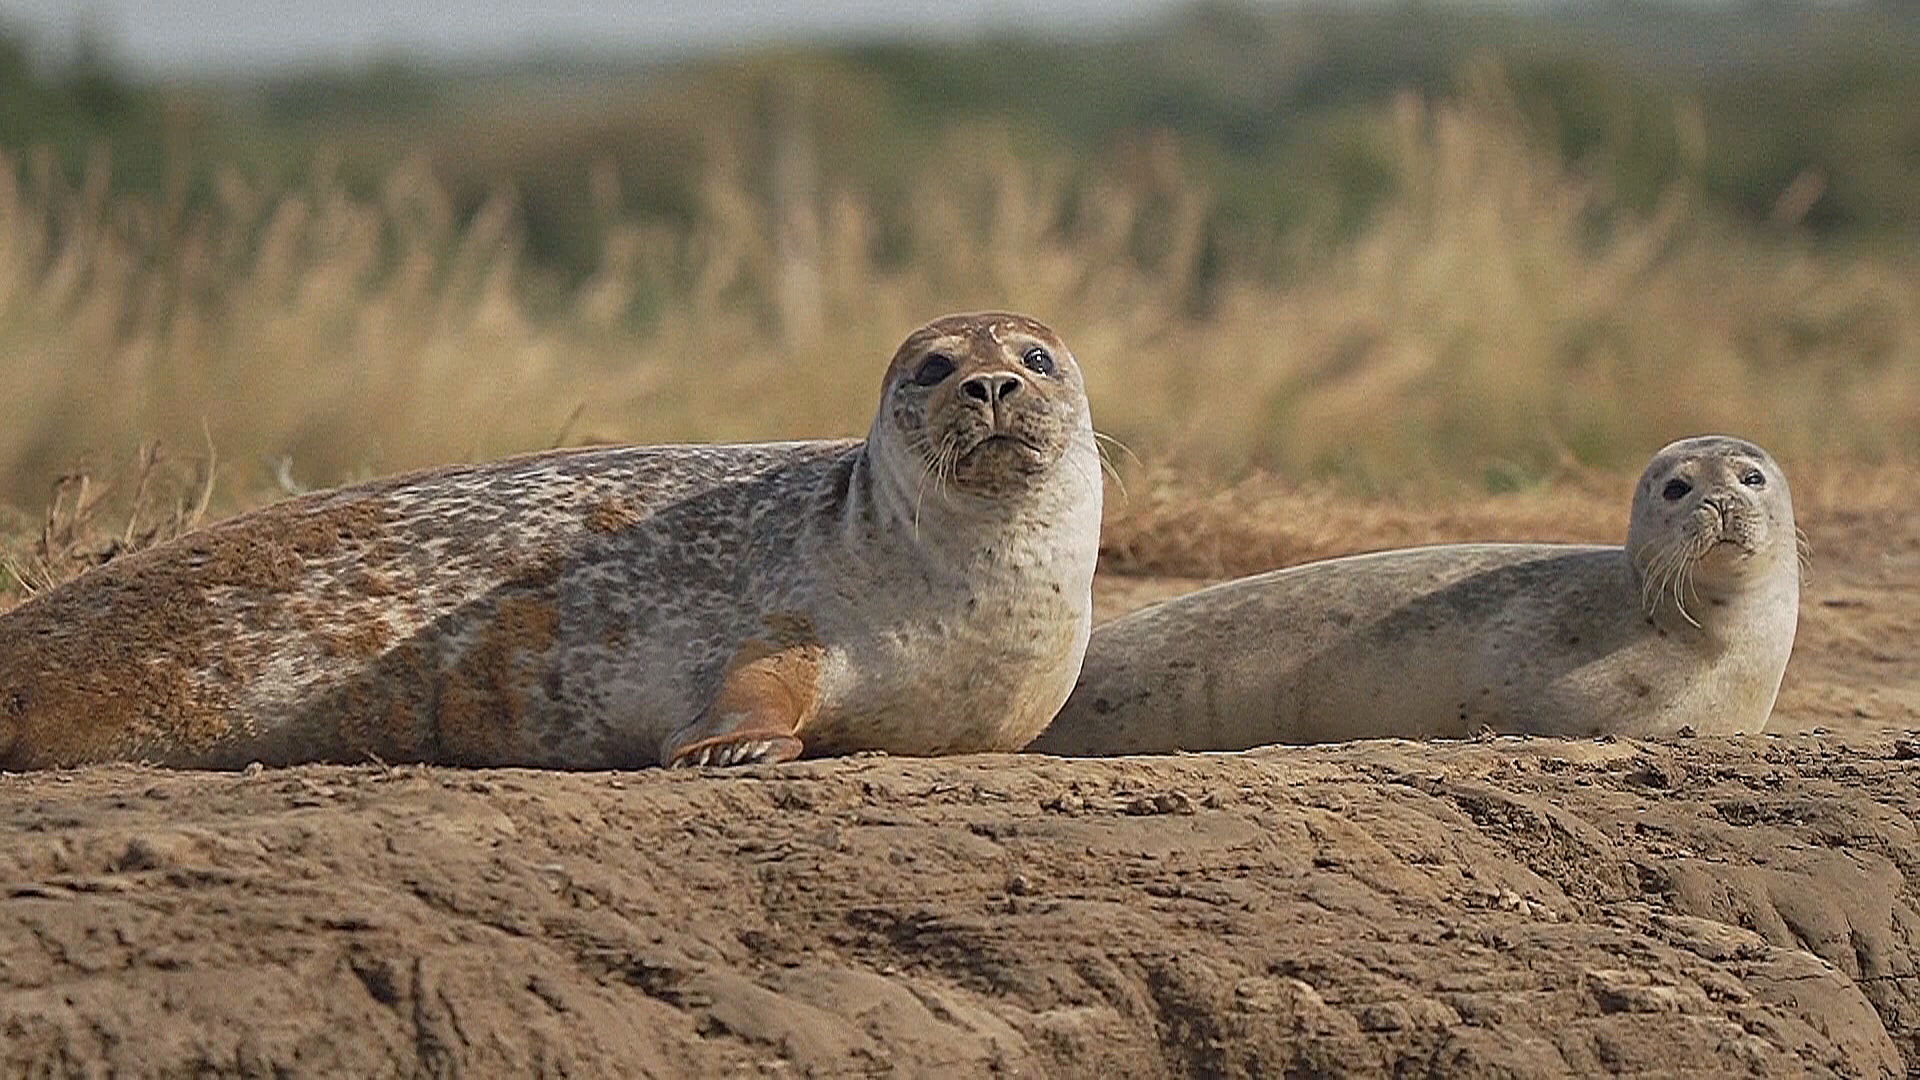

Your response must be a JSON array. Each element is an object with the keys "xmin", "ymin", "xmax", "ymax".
[{"xmin": 3, "ymin": 734, "xmax": 1917, "ymax": 1076}]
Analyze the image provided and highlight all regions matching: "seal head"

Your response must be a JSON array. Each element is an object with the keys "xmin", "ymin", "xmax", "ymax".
[
  {"xmin": 1628, "ymin": 435, "xmax": 1798, "ymax": 629},
  {"xmin": 871, "ymin": 313, "xmax": 1093, "ymax": 505}
]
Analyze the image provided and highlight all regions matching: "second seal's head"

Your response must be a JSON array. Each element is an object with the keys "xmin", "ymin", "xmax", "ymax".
[
  {"xmin": 877, "ymin": 312, "xmax": 1093, "ymax": 500},
  {"xmin": 1628, "ymin": 434, "xmax": 1798, "ymax": 610}
]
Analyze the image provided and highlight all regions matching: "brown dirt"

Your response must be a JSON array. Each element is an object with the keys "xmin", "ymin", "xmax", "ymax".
[
  {"xmin": 2, "ymin": 473, "xmax": 1917, "ymax": 1077},
  {"xmin": 3, "ymin": 734, "xmax": 1918, "ymax": 1077}
]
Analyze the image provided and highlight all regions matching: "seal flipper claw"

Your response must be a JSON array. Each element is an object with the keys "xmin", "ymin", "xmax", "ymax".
[{"xmin": 668, "ymin": 732, "xmax": 804, "ymax": 769}]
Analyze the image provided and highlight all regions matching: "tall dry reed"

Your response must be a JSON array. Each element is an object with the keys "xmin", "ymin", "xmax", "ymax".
[{"xmin": 1, "ymin": 74, "xmax": 1914, "ymax": 517}]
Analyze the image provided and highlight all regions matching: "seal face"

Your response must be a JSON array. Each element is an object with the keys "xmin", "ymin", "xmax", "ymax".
[
  {"xmin": 1032, "ymin": 435, "xmax": 1800, "ymax": 755},
  {"xmin": 1628, "ymin": 436, "xmax": 1797, "ymax": 630},
  {"xmin": 880, "ymin": 315, "xmax": 1085, "ymax": 502},
  {"xmin": 0, "ymin": 312, "xmax": 1102, "ymax": 771}
]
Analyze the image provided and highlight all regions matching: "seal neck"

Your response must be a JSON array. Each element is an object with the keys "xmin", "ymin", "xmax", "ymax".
[
  {"xmin": 852, "ymin": 423, "xmax": 1103, "ymax": 578},
  {"xmin": 1632, "ymin": 548, "xmax": 1800, "ymax": 648}
]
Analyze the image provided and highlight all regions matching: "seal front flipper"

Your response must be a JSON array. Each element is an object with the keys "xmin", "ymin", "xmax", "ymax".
[{"xmin": 665, "ymin": 640, "xmax": 821, "ymax": 768}]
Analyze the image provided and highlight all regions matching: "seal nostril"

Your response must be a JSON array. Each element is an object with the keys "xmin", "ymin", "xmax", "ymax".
[
  {"xmin": 997, "ymin": 378, "xmax": 1021, "ymax": 401},
  {"xmin": 962, "ymin": 378, "xmax": 991, "ymax": 403}
]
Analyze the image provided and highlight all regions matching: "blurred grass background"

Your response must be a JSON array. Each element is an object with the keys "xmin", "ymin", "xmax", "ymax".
[{"xmin": 1, "ymin": 0, "xmax": 1917, "ymax": 519}]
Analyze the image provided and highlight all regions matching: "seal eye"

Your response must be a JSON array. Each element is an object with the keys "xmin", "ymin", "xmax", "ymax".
[
  {"xmin": 912, "ymin": 353, "xmax": 956, "ymax": 387},
  {"xmin": 1021, "ymin": 346, "xmax": 1056, "ymax": 377},
  {"xmin": 1661, "ymin": 478, "xmax": 1691, "ymax": 501},
  {"xmin": 1741, "ymin": 468, "xmax": 1766, "ymax": 488}
]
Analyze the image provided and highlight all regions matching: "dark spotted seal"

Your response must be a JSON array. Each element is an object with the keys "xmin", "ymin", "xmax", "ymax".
[{"xmin": 1, "ymin": 313, "xmax": 1102, "ymax": 770}]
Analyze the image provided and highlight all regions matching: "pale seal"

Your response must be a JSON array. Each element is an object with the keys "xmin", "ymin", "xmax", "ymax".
[
  {"xmin": 1, "ymin": 312, "xmax": 1102, "ymax": 770},
  {"xmin": 1032, "ymin": 436, "xmax": 1799, "ymax": 754}
]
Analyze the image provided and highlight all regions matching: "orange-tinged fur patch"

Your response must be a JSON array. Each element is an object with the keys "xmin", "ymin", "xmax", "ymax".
[
  {"xmin": 586, "ymin": 497, "xmax": 646, "ymax": 534},
  {"xmin": 0, "ymin": 493, "xmax": 399, "ymax": 768},
  {"xmin": 435, "ymin": 588, "xmax": 562, "ymax": 766},
  {"xmin": 685, "ymin": 612, "xmax": 826, "ymax": 752}
]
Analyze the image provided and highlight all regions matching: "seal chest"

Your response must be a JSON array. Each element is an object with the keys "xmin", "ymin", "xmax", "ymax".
[
  {"xmin": 0, "ymin": 313, "xmax": 1102, "ymax": 771},
  {"xmin": 1033, "ymin": 435, "xmax": 1800, "ymax": 755}
]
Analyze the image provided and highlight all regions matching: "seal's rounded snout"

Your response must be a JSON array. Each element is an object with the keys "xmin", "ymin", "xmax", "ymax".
[
  {"xmin": 962, "ymin": 372, "xmax": 1024, "ymax": 404},
  {"xmin": 1698, "ymin": 491, "xmax": 1734, "ymax": 533},
  {"xmin": 1698, "ymin": 491, "xmax": 1749, "ymax": 545}
]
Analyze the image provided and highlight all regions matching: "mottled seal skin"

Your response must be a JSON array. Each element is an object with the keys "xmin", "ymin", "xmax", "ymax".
[
  {"xmin": 0, "ymin": 312, "xmax": 1102, "ymax": 771},
  {"xmin": 1032, "ymin": 436, "xmax": 1799, "ymax": 754}
]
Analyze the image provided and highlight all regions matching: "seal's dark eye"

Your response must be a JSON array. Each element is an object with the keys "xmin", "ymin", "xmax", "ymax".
[
  {"xmin": 1661, "ymin": 478, "xmax": 1691, "ymax": 501},
  {"xmin": 1741, "ymin": 469, "xmax": 1766, "ymax": 488},
  {"xmin": 1021, "ymin": 346, "xmax": 1055, "ymax": 377},
  {"xmin": 912, "ymin": 353, "xmax": 956, "ymax": 387}
]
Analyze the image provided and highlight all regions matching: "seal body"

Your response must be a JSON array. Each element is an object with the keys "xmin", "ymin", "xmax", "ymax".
[
  {"xmin": 1033, "ymin": 436, "xmax": 1799, "ymax": 754},
  {"xmin": 1, "ymin": 313, "xmax": 1102, "ymax": 770}
]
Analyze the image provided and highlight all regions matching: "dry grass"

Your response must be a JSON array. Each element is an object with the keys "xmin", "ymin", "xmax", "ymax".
[
  {"xmin": 1, "ymin": 72, "xmax": 1916, "ymax": 548},
  {"xmin": 1096, "ymin": 457, "xmax": 1920, "ymax": 580},
  {"xmin": 1096, "ymin": 461, "xmax": 1623, "ymax": 579},
  {"xmin": 0, "ymin": 437, "xmax": 215, "ymax": 606},
  {"xmin": 1147, "ymin": 81, "xmax": 1920, "ymax": 486}
]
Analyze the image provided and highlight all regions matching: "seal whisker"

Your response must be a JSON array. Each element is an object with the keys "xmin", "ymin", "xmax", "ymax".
[
  {"xmin": 909, "ymin": 441, "xmax": 934, "ymax": 541},
  {"xmin": 1637, "ymin": 538, "xmax": 1682, "ymax": 617},
  {"xmin": 907, "ymin": 428, "xmax": 963, "ymax": 540},
  {"xmin": 1091, "ymin": 430, "xmax": 1137, "ymax": 503},
  {"xmin": 1092, "ymin": 449, "xmax": 1126, "ymax": 501},
  {"xmin": 1636, "ymin": 555, "xmax": 1660, "ymax": 617},
  {"xmin": 1062, "ymin": 445, "xmax": 1110, "ymax": 503},
  {"xmin": 1091, "ymin": 429, "xmax": 1142, "ymax": 468},
  {"xmin": 933, "ymin": 432, "xmax": 961, "ymax": 500},
  {"xmin": 942, "ymin": 432, "xmax": 964, "ymax": 489},
  {"xmin": 1665, "ymin": 527, "xmax": 1717, "ymax": 628},
  {"xmin": 1643, "ymin": 534, "xmax": 1689, "ymax": 618},
  {"xmin": 1679, "ymin": 534, "xmax": 1709, "ymax": 609},
  {"xmin": 1652, "ymin": 554, "xmax": 1684, "ymax": 622},
  {"xmin": 1640, "ymin": 529, "xmax": 1706, "ymax": 627},
  {"xmin": 1670, "ymin": 558, "xmax": 1702, "ymax": 629}
]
